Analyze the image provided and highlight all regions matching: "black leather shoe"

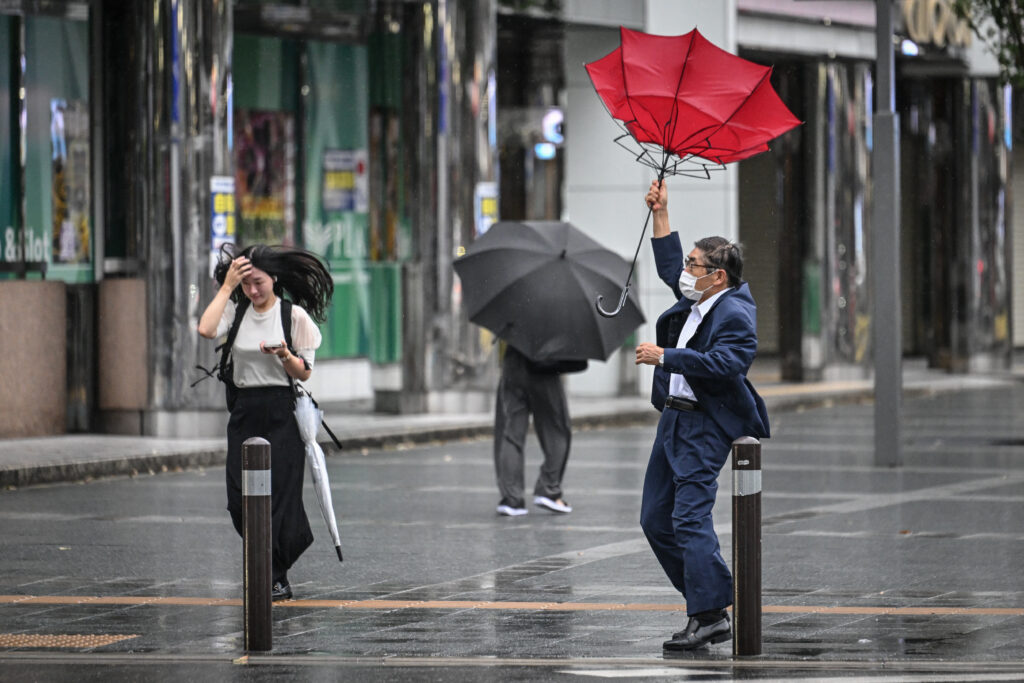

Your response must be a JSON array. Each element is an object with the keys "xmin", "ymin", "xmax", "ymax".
[
  {"xmin": 271, "ymin": 580, "xmax": 292, "ymax": 601},
  {"xmin": 663, "ymin": 614, "xmax": 731, "ymax": 650}
]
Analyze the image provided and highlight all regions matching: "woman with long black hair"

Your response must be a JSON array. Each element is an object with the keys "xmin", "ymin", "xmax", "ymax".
[{"xmin": 198, "ymin": 243, "xmax": 334, "ymax": 601}]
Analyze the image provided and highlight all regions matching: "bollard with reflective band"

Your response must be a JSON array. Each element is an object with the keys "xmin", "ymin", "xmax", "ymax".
[
  {"xmin": 242, "ymin": 437, "xmax": 272, "ymax": 652},
  {"xmin": 731, "ymin": 436, "xmax": 761, "ymax": 656}
]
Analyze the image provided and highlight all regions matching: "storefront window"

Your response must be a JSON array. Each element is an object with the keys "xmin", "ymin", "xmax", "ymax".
[
  {"xmin": 233, "ymin": 34, "xmax": 300, "ymax": 246},
  {"xmin": 303, "ymin": 41, "xmax": 371, "ymax": 358},
  {"xmin": 233, "ymin": 30, "xmax": 374, "ymax": 359},
  {"xmin": 969, "ymin": 80, "xmax": 1011, "ymax": 357},
  {"xmin": 825, "ymin": 62, "xmax": 871, "ymax": 366},
  {"xmin": 1, "ymin": 12, "xmax": 91, "ymax": 282},
  {"xmin": 0, "ymin": 16, "xmax": 13, "ymax": 266}
]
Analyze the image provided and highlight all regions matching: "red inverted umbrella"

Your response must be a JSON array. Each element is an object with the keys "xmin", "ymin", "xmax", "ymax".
[{"xmin": 585, "ymin": 26, "xmax": 801, "ymax": 316}]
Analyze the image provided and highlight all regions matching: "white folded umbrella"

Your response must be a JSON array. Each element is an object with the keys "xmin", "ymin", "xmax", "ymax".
[{"xmin": 294, "ymin": 393, "xmax": 343, "ymax": 562}]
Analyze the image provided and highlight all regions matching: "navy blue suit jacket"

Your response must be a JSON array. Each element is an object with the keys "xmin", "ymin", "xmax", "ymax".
[{"xmin": 649, "ymin": 233, "xmax": 770, "ymax": 440}]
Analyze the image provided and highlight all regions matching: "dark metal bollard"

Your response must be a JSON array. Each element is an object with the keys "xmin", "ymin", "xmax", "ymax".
[
  {"xmin": 242, "ymin": 437, "xmax": 272, "ymax": 652},
  {"xmin": 731, "ymin": 436, "xmax": 761, "ymax": 656}
]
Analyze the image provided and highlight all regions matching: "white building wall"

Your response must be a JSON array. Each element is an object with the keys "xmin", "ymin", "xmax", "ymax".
[{"xmin": 563, "ymin": 1, "xmax": 738, "ymax": 397}]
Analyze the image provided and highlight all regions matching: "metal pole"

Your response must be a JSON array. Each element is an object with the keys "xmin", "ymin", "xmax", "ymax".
[
  {"xmin": 732, "ymin": 437, "xmax": 762, "ymax": 657},
  {"xmin": 242, "ymin": 437, "xmax": 272, "ymax": 652},
  {"xmin": 873, "ymin": 0, "xmax": 902, "ymax": 467}
]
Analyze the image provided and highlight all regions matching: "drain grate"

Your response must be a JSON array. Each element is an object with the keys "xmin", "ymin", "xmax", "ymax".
[{"xmin": 0, "ymin": 633, "xmax": 138, "ymax": 648}]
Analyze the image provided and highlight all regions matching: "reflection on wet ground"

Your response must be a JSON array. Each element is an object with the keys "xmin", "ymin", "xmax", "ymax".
[{"xmin": 0, "ymin": 386, "xmax": 1023, "ymax": 679}]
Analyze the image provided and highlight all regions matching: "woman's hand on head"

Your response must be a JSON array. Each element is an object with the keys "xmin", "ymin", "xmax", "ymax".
[{"xmin": 223, "ymin": 256, "xmax": 251, "ymax": 290}]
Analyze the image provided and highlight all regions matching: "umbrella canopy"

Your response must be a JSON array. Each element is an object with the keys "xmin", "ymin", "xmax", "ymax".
[
  {"xmin": 585, "ymin": 26, "xmax": 801, "ymax": 178},
  {"xmin": 583, "ymin": 26, "xmax": 801, "ymax": 317},
  {"xmin": 294, "ymin": 394, "xmax": 343, "ymax": 562},
  {"xmin": 453, "ymin": 221, "xmax": 644, "ymax": 362}
]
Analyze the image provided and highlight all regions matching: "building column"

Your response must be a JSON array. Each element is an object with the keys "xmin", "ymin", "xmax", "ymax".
[
  {"xmin": 371, "ymin": 0, "xmax": 497, "ymax": 413},
  {"xmin": 100, "ymin": 1, "xmax": 231, "ymax": 436}
]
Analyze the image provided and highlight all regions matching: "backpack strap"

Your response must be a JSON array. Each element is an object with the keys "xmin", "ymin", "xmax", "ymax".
[
  {"xmin": 279, "ymin": 299, "xmax": 311, "ymax": 373},
  {"xmin": 280, "ymin": 299, "xmax": 296, "ymax": 398},
  {"xmin": 190, "ymin": 298, "xmax": 250, "ymax": 388},
  {"xmin": 218, "ymin": 298, "xmax": 251, "ymax": 384},
  {"xmin": 281, "ymin": 298, "xmax": 292, "ymax": 348}
]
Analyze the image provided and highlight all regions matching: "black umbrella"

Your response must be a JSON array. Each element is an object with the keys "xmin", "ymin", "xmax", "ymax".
[{"xmin": 453, "ymin": 221, "xmax": 645, "ymax": 362}]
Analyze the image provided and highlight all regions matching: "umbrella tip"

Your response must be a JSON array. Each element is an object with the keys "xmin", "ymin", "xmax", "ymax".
[
  {"xmin": 560, "ymin": 249, "xmax": 567, "ymax": 259},
  {"xmin": 336, "ymin": 546, "xmax": 344, "ymax": 562}
]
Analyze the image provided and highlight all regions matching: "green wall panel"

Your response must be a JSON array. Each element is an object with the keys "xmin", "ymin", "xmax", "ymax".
[{"xmin": 369, "ymin": 262, "xmax": 401, "ymax": 364}]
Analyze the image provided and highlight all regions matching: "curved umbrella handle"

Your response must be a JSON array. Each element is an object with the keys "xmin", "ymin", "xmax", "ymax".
[
  {"xmin": 595, "ymin": 285, "xmax": 630, "ymax": 318},
  {"xmin": 594, "ymin": 173, "xmax": 665, "ymax": 320}
]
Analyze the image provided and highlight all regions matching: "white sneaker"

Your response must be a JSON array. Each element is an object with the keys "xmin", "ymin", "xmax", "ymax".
[
  {"xmin": 496, "ymin": 504, "xmax": 528, "ymax": 516},
  {"xmin": 534, "ymin": 496, "xmax": 572, "ymax": 513}
]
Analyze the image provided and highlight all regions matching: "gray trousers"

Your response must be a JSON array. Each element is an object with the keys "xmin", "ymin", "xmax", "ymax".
[{"xmin": 493, "ymin": 348, "xmax": 571, "ymax": 508}]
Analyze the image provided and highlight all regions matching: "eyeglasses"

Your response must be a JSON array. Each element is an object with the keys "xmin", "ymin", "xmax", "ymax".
[{"xmin": 683, "ymin": 256, "xmax": 718, "ymax": 272}]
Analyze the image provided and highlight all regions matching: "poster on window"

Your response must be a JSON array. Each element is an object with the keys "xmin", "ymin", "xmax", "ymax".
[
  {"xmin": 322, "ymin": 149, "xmax": 368, "ymax": 214},
  {"xmin": 234, "ymin": 109, "xmax": 295, "ymax": 245},
  {"xmin": 50, "ymin": 99, "xmax": 91, "ymax": 264}
]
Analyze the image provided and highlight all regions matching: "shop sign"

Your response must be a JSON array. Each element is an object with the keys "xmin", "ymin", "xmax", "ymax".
[
  {"xmin": 3, "ymin": 227, "xmax": 48, "ymax": 264},
  {"xmin": 474, "ymin": 181, "xmax": 498, "ymax": 236},
  {"xmin": 902, "ymin": 0, "xmax": 972, "ymax": 49},
  {"xmin": 210, "ymin": 175, "xmax": 235, "ymax": 275}
]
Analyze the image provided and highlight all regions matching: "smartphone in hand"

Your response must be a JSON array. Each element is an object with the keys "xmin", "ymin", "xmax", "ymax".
[{"xmin": 262, "ymin": 341, "xmax": 285, "ymax": 352}]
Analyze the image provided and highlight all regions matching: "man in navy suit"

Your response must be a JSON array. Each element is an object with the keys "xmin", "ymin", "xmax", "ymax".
[{"xmin": 634, "ymin": 180, "xmax": 770, "ymax": 651}]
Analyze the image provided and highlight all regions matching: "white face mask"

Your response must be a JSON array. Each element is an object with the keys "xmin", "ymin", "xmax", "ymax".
[{"xmin": 679, "ymin": 270, "xmax": 710, "ymax": 302}]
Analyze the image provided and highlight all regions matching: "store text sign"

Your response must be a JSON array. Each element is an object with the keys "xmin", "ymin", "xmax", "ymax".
[{"xmin": 902, "ymin": 0, "xmax": 972, "ymax": 49}]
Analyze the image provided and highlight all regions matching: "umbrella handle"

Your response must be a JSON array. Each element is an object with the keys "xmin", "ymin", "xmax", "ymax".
[
  {"xmin": 593, "ymin": 173, "xmax": 665, "ymax": 320},
  {"xmin": 595, "ymin": 285, "xmax": 630, "ymax": 318}
]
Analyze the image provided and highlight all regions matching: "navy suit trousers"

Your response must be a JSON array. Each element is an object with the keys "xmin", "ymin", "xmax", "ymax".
[{"xmin": 640, "ymin": 406, "xmax": 734, "ymax": 616}]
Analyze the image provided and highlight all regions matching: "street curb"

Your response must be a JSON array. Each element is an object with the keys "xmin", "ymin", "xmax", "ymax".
[
  {"xmin": 0, "ymin": 449, "xmax": 228, "ymax": 490},
  {"xmin": 1, "ymin": 378, "xmax": 1012, "ymax": 489}
]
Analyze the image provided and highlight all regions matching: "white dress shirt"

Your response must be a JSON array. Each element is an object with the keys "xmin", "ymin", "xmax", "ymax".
[{"xmin": 668, "ymin": 287, "xmax": 732, "ymax": 400}]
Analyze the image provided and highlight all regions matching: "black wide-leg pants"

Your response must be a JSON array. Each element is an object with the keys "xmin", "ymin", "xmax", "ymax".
[{"xmin": 226, "ymin": 386, "xmax": 313, "ymax": 583}]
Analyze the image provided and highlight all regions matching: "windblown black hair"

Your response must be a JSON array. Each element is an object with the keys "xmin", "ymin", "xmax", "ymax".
[{"xmin": 213, "ymin": 243, "xmax": 334, "ymax": 323}]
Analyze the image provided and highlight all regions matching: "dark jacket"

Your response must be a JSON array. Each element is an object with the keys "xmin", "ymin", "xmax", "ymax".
[{"xmin": 649, "ymin": 233, "xmax": 770, "ymax": 440}]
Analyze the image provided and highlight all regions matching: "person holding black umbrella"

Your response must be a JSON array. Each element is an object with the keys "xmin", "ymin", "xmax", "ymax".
[
  {"xmin": 451, "ymin": 220, "xmax": 645, "ymax": 517},
  {"xmin": 493, "ymin": 342, "xmax": 586, "ymax": 516},
  {"xmin": 633, "ymin": 180, "xmax": 770, "ymax": 651}
]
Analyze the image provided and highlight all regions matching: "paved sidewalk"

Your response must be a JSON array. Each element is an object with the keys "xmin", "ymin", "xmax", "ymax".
[{"xmin": 0, "ymin": 364, "xmax": 1017, "ymax": 489}]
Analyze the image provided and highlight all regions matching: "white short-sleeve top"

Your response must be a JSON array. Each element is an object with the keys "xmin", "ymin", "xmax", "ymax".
[{"xmin": 215, "ymin": 298, "xmax": 322, "ymax": 388}]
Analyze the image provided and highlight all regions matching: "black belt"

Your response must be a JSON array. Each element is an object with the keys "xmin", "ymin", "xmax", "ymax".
[{"xmin": 664, "ymin": 395, "xmax": 702, "ymax": 412}]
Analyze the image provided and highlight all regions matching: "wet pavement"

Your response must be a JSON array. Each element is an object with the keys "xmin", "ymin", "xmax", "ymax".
[{"xmin": 1, "ymin": 375, "xmax": 1024, "ymax": 680}]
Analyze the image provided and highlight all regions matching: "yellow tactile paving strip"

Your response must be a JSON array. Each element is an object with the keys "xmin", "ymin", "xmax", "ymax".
[
  {"xmin": 0, "ymin": 594, "xmax": 1021, "ymax": 615},
  {"xmin": 0, "ymin": 633, "xmax": 138, "ymax": 648}
]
